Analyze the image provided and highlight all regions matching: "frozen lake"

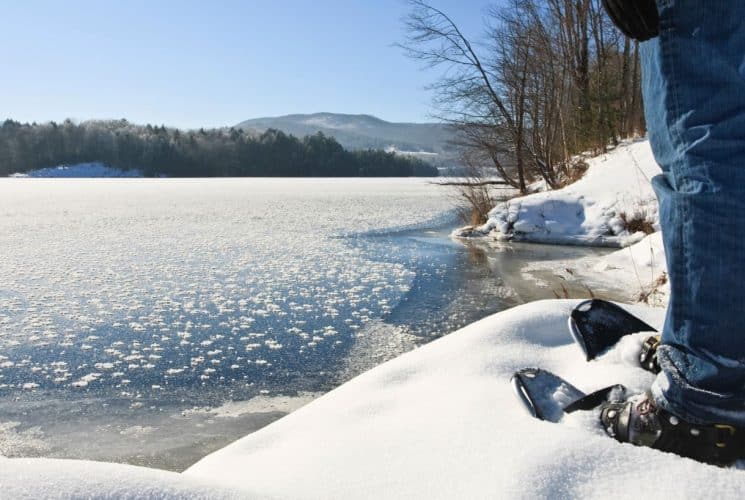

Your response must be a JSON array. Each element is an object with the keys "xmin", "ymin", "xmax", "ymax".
[{"xmin": 0, "ymin": 178, "xmax": 607, "ymax": 470}]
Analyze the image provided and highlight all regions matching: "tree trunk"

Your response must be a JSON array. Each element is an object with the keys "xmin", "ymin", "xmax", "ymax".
[{"xmin": 620, "ymin": 36, "xmax": 632, "ymax": 136}]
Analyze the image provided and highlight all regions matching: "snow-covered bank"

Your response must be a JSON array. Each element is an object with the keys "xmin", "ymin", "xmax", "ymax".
[
  {"xmin": 451, "ymin": 138, "xmax": 669, "ymax": 305},
  {"xmin": 457, "ymin": 139, "xmax": 661, "ymax": 247},
  {"xmin": 184, "ymin": 300, "xmax": 743, "ymax": 499},
  {"xmin": 10, "ymin": 163, "xmax": 144, "ymax": 177},
  {"xmin": 592, "ymin": 231, "xmax": 668, "ymax": 304},
  {"xmin": 509, "ymin": 231, "xmax": 669, "ymax": 306},
  {"xmin": 0, "ymin": 458, "xmax": 258, "ymax": 499}
]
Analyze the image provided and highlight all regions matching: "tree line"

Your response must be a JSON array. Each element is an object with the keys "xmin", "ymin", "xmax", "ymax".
[
  {"xmin": 401, "ymin": 0, "xmax": 645, "ymax": 196},
  {"xmin": 0, "ymin": 119, "xmax": 438, "ymax": 177}
]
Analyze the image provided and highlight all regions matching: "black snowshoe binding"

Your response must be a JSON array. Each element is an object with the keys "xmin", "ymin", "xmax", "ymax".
[
  {"xmin": 638, "ymin": 334, "xmax": 661, "ymax": 373},
  {"xmin": 511, "ymin": 367, "xmax": 745, "ymax": 465},
  {"xmin": 599, "ymin": 390, "xmax": 745, "ymax": 466}
]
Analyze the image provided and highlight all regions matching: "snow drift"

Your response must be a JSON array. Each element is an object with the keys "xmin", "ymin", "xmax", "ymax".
[
  {"xmin": 185, "ymin": 300, "xmax": 744, "ymax": 499},
  {"xmin": 457, "ymin": 140, "xmax": 661, "ymax": 247},
  {"xmin": 0, "ymin": 457, "xmax": 259, "ymax": 499}
]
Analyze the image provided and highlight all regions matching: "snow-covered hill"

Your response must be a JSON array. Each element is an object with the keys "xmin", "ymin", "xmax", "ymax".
[{"xmin": 237, "ymin": 113, "xmax": 458, "ymax": 164}]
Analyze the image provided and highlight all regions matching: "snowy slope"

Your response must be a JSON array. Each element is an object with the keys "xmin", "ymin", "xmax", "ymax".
[
  {"xmin": 185, "ymin": 300, "xmax": 744, "ymax": 499},
  {"xmin": 236, "ymin": 113, "xmax": 457, "ymax": 160},
  {"xmin": 517, "ymin": 231, "xmax": 669, "ymax": 306},
  {"xmin": 592, "ymin": 232, "xmax": 669, "ymax": 305},
  {"xmin": 0, "ymin": 457, "xmax": 261, "ymax": 499},
  {"xmin": 459, "ymin": 139, "xmax": 661, "ymax": 246}
]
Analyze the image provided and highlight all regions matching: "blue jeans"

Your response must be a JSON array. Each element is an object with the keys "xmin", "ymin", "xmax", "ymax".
[{"xmin": 643, "ymin": 0, "xmax": 745, "ymax": 426}]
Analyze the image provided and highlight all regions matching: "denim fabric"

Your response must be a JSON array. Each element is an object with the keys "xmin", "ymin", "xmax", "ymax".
[{"xmin": 642, "ymin": 0, "xmax": 745, "ymax": 426}]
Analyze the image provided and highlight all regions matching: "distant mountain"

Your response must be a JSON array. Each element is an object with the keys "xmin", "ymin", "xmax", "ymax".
[{"xmin": 236, "ymin": 113, "xmax": 459, "ymax": 164}]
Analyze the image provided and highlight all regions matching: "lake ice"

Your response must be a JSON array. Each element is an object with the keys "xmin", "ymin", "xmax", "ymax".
[
  {"xmin": 0, "ymin": 178, "xmax": 500, "ymax": 468},
  {"xmin": 0, "ymin": 177, "xmax": 613, "ymax": 470}
]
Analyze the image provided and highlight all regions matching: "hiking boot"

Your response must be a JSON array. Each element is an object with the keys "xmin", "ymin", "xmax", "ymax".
[{"xmin": 600, "ymin": 391, "xmax": 745, "ymax": 465}]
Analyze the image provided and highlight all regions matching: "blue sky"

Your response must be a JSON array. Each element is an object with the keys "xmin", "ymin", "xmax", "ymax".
[{"xmin": 0, "ymin": 1, "xmax": 491, "ymax": 128}]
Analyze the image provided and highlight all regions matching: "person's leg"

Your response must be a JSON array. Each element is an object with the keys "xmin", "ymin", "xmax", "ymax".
[{"xmin": 642, "ymin": 0, "xmax": 745, "ymax": 426}]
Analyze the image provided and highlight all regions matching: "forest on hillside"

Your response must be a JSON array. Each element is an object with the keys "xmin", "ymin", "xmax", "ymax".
[{"xmin": 0, "ymin": 119, "xmax": 438, "ymax": 177}]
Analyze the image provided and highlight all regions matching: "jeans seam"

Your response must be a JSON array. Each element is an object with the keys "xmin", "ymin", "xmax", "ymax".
[
  {"xmin": 653, "ymin": 0, "xmax": 695, "ymax": 415},
  {"xmin": 658, "ymin": 0, "xmax": 689, "ymax": 334}
]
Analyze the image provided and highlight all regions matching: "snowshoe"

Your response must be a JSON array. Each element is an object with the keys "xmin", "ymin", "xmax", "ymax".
[
  {"xmin": 568, "ymin": 299, "xmax": 657, "ymax": 361},
  {"xmin": 511, "ymin": 368, "xmax": 745, "ymax": 466},
  {"xmin": 569, "ymin": 299, "xmax": 661, "ymax": 373}
]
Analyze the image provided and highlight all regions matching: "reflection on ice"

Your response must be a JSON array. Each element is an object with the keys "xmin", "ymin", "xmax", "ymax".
[
  {"xmin": 0, "ymin": 179, "xmax": 453, "ymax": 401},
  {"xmin": 1, "ymin": 178, "xmax": 491, "ymax": 469},
  {"xmin": 2, "ymin": 178, "xmax": 579, "ymax": 470}
]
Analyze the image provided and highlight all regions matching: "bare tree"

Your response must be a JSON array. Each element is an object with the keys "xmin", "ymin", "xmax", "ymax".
[
  {"xmin": 400, "ymin": 0, "xmax": 536, "ymax": 194},
  {"xmin": 400, "ymin": 0, "xmax": 646, "ymax": 220}
]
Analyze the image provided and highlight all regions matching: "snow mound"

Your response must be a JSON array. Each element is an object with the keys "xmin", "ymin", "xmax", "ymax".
[
  {"xmin": 459, "ymin": 140, "xmax": 661, "ymax": 247},
  {"xmin": 0, "ymin": 458, "xmax": 261, "ymax": 499},
  {"xmin": 10, "ymin": 163, "xmax": 144, "ymax": 178},
  {"xmin": 186, "ymin": 300, "xmax": 744, "ymax": 499}
]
